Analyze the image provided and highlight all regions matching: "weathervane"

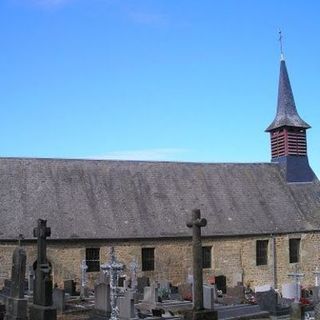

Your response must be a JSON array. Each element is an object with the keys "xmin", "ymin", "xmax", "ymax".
[{"xmin": 279, "ymin": 30, "xmax": 284, "ymax": 60}]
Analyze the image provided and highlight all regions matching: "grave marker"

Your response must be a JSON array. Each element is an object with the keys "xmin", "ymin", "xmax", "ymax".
[
  {"xmin": 4, "ymin": 245, "xmax": 27, "ymax": 320},
  {"xmin": 29, "ymin": 219, "xmax": 57, "ymax": 320}
]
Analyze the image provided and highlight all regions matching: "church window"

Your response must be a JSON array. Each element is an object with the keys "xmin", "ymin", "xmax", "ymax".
[
  {"xmin": 86, "ymin": 248, "xmax": 100, "ymax": 272},
  {"xmin": 202, "ymin": 246, "xmax": 212, "ymax": 269},
  {"xmin": 289, "ymin": 238, "xmax": 300, "ymax": 263},
  {"xmin": 256, "ymin": 240, "xmax": 268, "ymax": 266},
  {"xmin": 142, "ymin": 248, "xmax": 155, "ymax": 271}
]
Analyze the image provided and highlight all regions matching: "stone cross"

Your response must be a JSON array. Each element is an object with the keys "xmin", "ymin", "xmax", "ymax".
[
  {"xmin": 186, "ymin": 208, "xmax": 207, "ymax": 311},
  {"xmin": 4, "ymin": 245, "xmax": 28, "ymax": 320},
  {"xmin": 29, "ymin": 219, "xmax": 57, "ymax": 320}
]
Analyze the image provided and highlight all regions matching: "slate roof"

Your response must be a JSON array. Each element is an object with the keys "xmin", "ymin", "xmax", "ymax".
[
  {"xmin": 266, "ymin": 59, "xmax": 311, "ymax": 132},
  {"xmin": 0, "ymin": 157, "xmax": 320, "ymax": 241}
]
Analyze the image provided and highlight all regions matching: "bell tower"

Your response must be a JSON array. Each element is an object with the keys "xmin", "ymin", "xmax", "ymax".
[{"xmin": 265, "ymin": 33, "xmax": 315, "ymax": 182}]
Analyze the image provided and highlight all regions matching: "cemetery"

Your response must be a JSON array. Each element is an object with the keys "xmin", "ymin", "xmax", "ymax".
[{"xmin": 0, "ymin": 214, "xmax": 320, "ymax": 320}]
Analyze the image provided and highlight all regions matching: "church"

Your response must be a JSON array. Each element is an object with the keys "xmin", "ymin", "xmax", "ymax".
[{"xmin": 0, "ymin": 52, "xmax": 319, "ymax": 291}]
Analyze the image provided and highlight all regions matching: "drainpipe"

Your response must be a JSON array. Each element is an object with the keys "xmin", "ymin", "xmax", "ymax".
[{"xmin": 271, "ymin": 234, "xmax": 277, "ymax": 289}]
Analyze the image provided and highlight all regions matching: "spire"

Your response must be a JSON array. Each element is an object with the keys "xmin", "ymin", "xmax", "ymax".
[{"xmin": 265, "ymin": 58, "xmax": 311, "ymax": 132}]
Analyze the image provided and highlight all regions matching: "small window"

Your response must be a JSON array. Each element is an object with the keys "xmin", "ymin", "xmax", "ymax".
[
  {"xmin": 202, "ymin": 246, "xmax": 212, "ymax": 269},
  {"xmin": 86, "ymin": 248, "xmax": 100, "ymax": 272},
  {"xmin": 256, "ymin": 240, "xmax": 268, "ymax": 266},
  {"xmin": 289, "ymin": 238, "xmax": 300, "ymax": 263},
  {"xmin": 142, "ymin": 248, "xmax": 155, "ymax": 271}
]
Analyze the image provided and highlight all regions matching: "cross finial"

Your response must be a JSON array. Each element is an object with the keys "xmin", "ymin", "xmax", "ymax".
[{"xmin": 279, "ymin": 30, "xmax": 285, "ymax": 61}]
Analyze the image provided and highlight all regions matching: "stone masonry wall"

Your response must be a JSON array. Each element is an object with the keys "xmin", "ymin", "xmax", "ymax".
[{"xmin": 0, "ymin": 232, "xmax": 319, "ymax": 291}]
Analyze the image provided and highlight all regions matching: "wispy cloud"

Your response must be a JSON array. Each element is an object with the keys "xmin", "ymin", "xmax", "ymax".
[
  {"xmin": 88, "ymin": 148, "xmax": 189, "ymax": 161},
  {"xmin": 127, "ymin": 11, "xmax": 169, "ymax": 27}
]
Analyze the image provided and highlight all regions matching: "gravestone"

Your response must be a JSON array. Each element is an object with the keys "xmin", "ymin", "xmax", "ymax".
[
  {"xmin": 282, "ymin": 282, "xmax": 296, "ymax": 300},
  {"xmin": 137, "ymin": 276, "xmax": 150, "ymax": 294},
  {"xmin": 4, "ymin": 246, "xmax": 27, "ymax": 320},
  {"xmin": 311, "ymin": 286, "xmax": 320, "ymax": 304},
  {"xmin": 203, "ymin": 285, "xmax": 217, "ymax": 309},
  {"xmin": 64, "ymin": 280, "xmax": 76, "ymax": 296},
  {"xmin": 52, "ymin": 288, "xmax": 65, "ymax": 313},
  {"xmin": 29, "ymin": 219, "xmax": 57, "ymax": 320},
  {"xmin": 215, "ymin": 275, "xmax": 226, "ymax": 294},
  {"xmin": 143, "ymin": 284, "xmax": 158, "ymax": 304},
  {"xmin": 255, "ymin": 289, "xmax": 278, "ymax": 314},
  {"xmin": 80, "ymin": 260, "xmax": 89, "ymax": 300},
  {"xmin": 94, "ymin": 282, "xmax": 111, "ymax": 314},
  {"xmin": 186, "ymin": 209, "xmax": 217, "ymax": 320},
  {"xmin": 118, "ymin": 290, "xmax": 137, "ymax": 320},
  {"xmin": 226, "ymin": 285, "xmax": 245, "ymax": 299},
  {"xmin": 129, "ymin": 258, "xmax": 138, "ymax": 290},
  {"xmin": 27, "ymin": 266, "xmax": 35, "ymax": 295}
]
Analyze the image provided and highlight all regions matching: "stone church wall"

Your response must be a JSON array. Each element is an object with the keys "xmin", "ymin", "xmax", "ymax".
[{"xmin": 0, "ymin": 232, "xmax": 319, "ymax": 291}]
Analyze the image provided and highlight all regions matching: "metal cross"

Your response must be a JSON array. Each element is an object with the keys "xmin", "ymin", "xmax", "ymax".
[
  {"xmin": 279, "ymin": 30, "xmax": 284, "ymax": 60},
  {"xmin": 101, "ymin": 247, "xmax": 124, "ymax": 320}
]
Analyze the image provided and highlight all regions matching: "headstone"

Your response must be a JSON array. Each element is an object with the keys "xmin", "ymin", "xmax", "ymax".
[
  {"xmin": 203, "ymin": 284, "xmax": 217, "ymax": 309},
  {"xmin": 287, "ymin": 268, "xmax": 304, "ymax": 303},
  {"xmin": 52, "ymin": 288, "xmax": 65, "ymax": 313},
  {"xmin": 226, "ymin": 284, "xmax": 245, "ymax": 301},
  {"xmin": 4, "ymin": 246, "xmax": 28, "ymax": 320},
  {"xmin": 118, "ymin": 290, "xmax": 137, "ymax": 320},
  {"xmin": 64, "ymin": 280, "xmax": 76, "ymax": 296},
  {"xmin": 143, "ymin": 284, "xmax": 158, "ymax": 304},
  {"xmin": 215, "ymin": 275, "xmax": 226, "ymax": 294},
  {"xmin": 232, "ymin": 272, "xmax": 243, "ymax": 287},
  {"xmin": 178, "ymin": 283, "xmax": 192, "ymax": 301},
  {"xmin": 94, "ymin": 282, "xmax": 111, "ymax": 313},
  {"xmin": 290, "ymin": 302, "xmax": 301, "ymax": 320},
  {"xmin": 137, "ymin": 276, "xmax": 149, "ymax": 294},
  {"xmin": 80, "ymin": 260, "xmax": 88, "ymax": 299},
  {"xmin": 27, "ymin": 266, "xmax": 35, "ymax": 295},
  {"xmin": 186, "ymin": 209, "xmax": 217, "ymax": 320},
  {"xmin": 129, "ymin": 258, "xmax": 138, "ymax": 290},
  {"xmin": 282, "ymin": 282, "xmax": 296, "ymax": 300},
  {"xmin": 255, "ymin": 289, "xmax": 278, "ymax": 314},
  {"xmin": 29, "ymin": 219, "xmax": 57, "ymax": 320},
  {"xmin": 311, "ymin": 286, "xmax": 320, "ymax": 304}
]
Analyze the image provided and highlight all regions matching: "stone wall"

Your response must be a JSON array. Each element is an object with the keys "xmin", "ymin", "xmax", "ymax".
[{"xmin": 0, "ymin": 232, "xmax": 319, "ymax": 291}]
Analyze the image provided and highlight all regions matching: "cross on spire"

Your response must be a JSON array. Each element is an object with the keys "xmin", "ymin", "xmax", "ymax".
[{"xmin": 279, "ymin": 30, "xmax": 284, "ymax": 61}]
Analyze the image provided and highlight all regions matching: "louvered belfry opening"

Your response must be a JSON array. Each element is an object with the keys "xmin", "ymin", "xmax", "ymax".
[{"xmin": 271, "ymin": 127, "xmax": 307, "ymax": 159}]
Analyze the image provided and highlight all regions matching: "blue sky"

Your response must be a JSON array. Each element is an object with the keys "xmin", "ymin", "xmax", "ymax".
[{"xmin": 0, "ymin": 0, "xmax": 319, "ymax": 177}]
